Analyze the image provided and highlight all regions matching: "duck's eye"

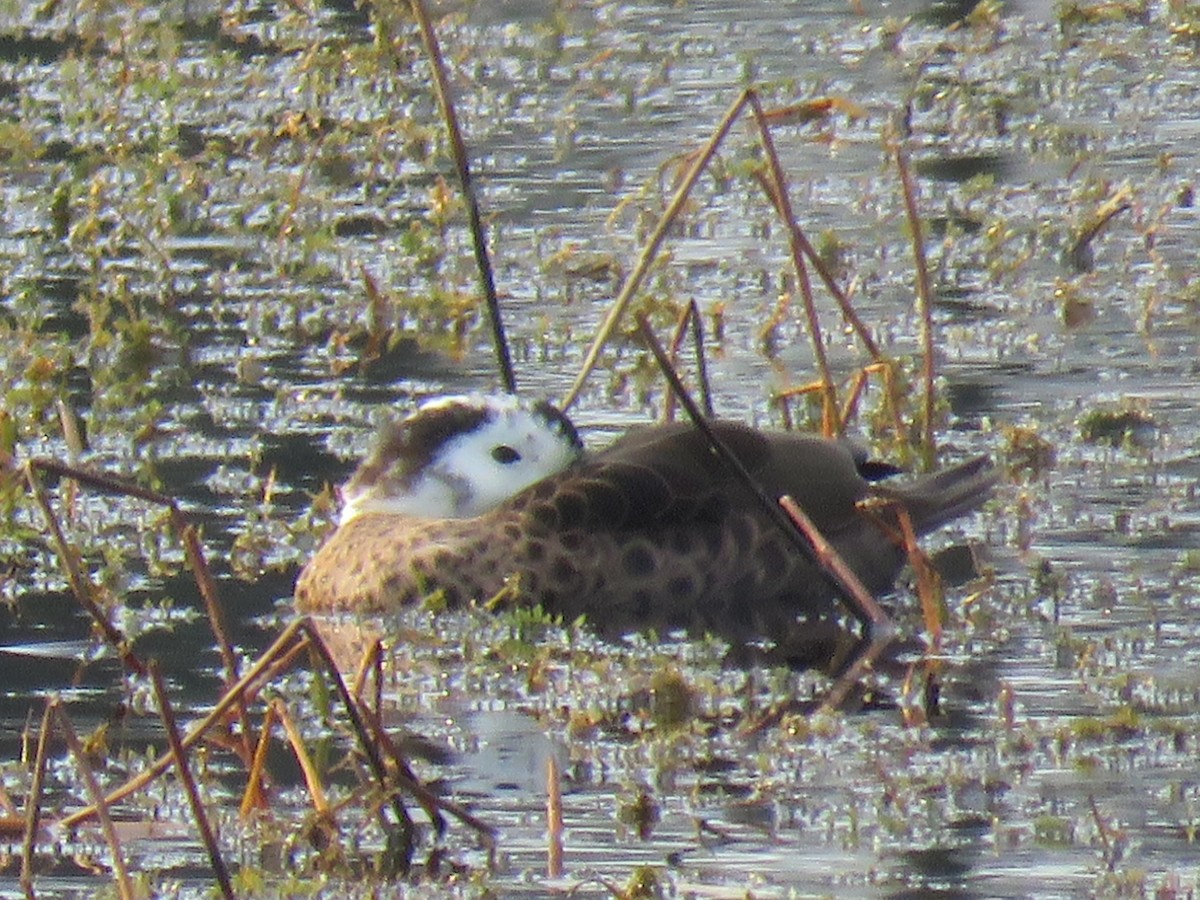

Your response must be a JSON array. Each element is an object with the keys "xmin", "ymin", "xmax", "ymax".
[{"xmin": 491, "ymin": 445, "xmax": 521, "ymax": 464}]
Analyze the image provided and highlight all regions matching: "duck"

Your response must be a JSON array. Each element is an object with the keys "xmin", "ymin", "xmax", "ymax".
[{"xmin": 294, "ymin": 394, "xmax": 996, "ymax": 667}]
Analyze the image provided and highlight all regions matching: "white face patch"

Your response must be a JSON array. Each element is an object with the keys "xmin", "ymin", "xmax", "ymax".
[{"xmin": 339, "ymin": 394, "xmax": 583, "ymax": 523}]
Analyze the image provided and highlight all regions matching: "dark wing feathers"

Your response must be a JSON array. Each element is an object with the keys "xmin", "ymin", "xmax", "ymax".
[
  {"xmin": 505, "ymin": 421, "xmax": 871, "ymax": 535},
  {"xmin": 872, "ymin": 455, "xmax": 996, "ymax": 535},
  {"xmin": 502, "ymin": 420, "xmax": 993, "ymax": 544}
]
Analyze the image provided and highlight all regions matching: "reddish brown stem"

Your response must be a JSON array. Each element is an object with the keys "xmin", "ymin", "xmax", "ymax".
[
  {"xmin": 778, "ymin": 496, "xmax": 892, "ymax": 629},
  {"xmin": 894, "ymin": 145, "xmax": 937, "ymax": 466},
  {"xmin": 23, "ymin": 463, "xmax": 145, "ymax": 676},
  {"xmin": 19, "ymin": 703, "xmax": 53, "ymax": 899},
  {"xmin": 547, "ymin": 754, "xmax": 563, "ymax": 878},
  {"xmin": 638, "ymin": 314, "xmax": 876, "ymax": 630},
  {"xmin": 60, "ymin": 619, "xmax": 310, "ymax": 829},
  {"xmin": 150, "ymin": 662, "xmax": 235, "ymax": 900},
  {"xmin": 54, "ymin": 702, "xmax": 135, "ymax": 900},
  {"xmin": 173, "ymin": 515, "xmax": 254, "ymax": 760},
  {"xmin": 406, "ymin": 0, "xmax": 515, "ymax": 393}
]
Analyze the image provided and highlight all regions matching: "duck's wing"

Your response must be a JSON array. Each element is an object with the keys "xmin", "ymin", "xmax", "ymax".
[
  {"xmin": 485, "ymin": 422, "xmax": 877, "ymax": 657},
  {"xmin": 500, "ymin": 421, "xmax": 872, "ymax": 536}
]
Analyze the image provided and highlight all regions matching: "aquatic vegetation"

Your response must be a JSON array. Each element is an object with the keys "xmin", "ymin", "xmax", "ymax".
[{"xmin": 1078, "ymin": 405, "xmax": 1159, "ymax": 449}]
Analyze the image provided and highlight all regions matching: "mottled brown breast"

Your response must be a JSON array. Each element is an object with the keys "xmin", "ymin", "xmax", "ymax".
[{"xmin": 294, "ymin": 513, "xmax": 506, "ymax": 613}]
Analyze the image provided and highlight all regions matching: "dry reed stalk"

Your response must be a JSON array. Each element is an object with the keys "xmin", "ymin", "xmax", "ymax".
[
  {"xmin": 777, "ymin": 496, "xmax": 891, "ymax": 630},
  {"xmin": 350, "ymin": 637, "xmax": 384, "ymax": 718},
  {"xmin": 20, "ymin": 703, "xmax": 53, "ymax": 900},
  {"xmin": 546, "ymin": 754, "xmax": 563, "ymax": 878},
  {"xmin": 356, "ymin": 716, "xmax": 446, "ymax": 837},
  {"xmin": 662, "ymin": 303, "xmax": 691, "ymax": 423},
  {"xmin": 273, "ymin": 698, "xmax": 331, "ymax": 815},
  {"xmin": 636, "ymin": 314, "xmax": 878, "ymax": 631},
  {"xmin": 174, "ymin": 516, "xmax": 255, "ymax": 761},
  {"xmin": 406, "ymin": 0, "xmax": 515, "ymax": 393},
  {"xmin": 54, "ymin": 701, "xmax": 135, "ymax": 900},
  {"xmin": 297, "ymin": 621, "xmax": 416, "ymax": 864},
  {"xmin": 23, "ymin": 463, "xmax": 145, "ymax": 675},
  {"xmin": 566, "ymin": 87, "xmax": 885, "ymax": 421},
  {"xmin": 150, "ymin": 662, "xmax": 235, "ymax": 900},
  {"xmin": 564, "ymin": 90, "xmax": 750, "ymax": 411},
  {"xmin": 818, "ymin": 632, "xmax": 895, "ymax": 714},
  {"xmin": 744, "ymin": 93, "xmax": 838, "ymax": 432},
  {"xmin": 893, "ymin": 505, "xmax": 944, "ymax": 647},
  {"xmin": 59, "ymin": 619, "xmax": 311, "ymax": 830},
  {"xmin": 344, "ymin": 683, "xmax": 495, "ymax": 848},
  {"xmin": 59, "ymin": 618, "xmax": 429, "ymax": 872},
  {"xmin": 894, "ymin": 145, "xmax": 937, "ymax": 466},
  {"xmin": 662, "ymin": 301, "xmax": 714, "ymax": 422},
  {"xmin": 687, "ymin": 299, "xmax": 715, "ymax": 419},
  {"xmin": 239, "ymin": 703, "xmax": 278, "ymax": 818},
  {"xmin": 25, "ymin": 458, "xmax": 255, "ymax": 744}
]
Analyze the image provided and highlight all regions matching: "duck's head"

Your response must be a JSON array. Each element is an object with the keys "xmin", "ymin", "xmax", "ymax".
[{"xmin": 339, "ymin": 394, "xmax": 583, "ymax": 523}]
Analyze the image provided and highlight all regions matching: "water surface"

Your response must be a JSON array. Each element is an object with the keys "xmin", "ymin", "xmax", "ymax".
[{"xmin": 0, "ymin": 0, "xmax": 1198, "ymax": 895}]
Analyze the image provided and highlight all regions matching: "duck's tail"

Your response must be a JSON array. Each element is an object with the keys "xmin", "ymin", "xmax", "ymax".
[{"xmin": 875, "ymin": 455, "xmax": 998, "ymax": 535}]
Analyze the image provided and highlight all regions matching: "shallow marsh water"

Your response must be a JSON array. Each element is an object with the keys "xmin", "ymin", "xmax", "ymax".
[{"xmin": 0, "ymin": 0, "xmax": 1199, "ymax": 896}]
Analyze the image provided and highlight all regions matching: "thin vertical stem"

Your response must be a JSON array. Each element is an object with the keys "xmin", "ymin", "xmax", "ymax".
[
  {"xmin": 54, "ymin": 702, "xmax": 135, "ymax": 900},
  {"xmin": 895, "ymin": 143, "xmax": 937, "ymax": 465},
  {"xmin": 745, "ymin": 93, "xmax": 839, "ymax": 433},
  {"xmin": 546, "ymin": 754, "xmax": 563, "ymax": 878},
  {"xmin": 688, "ymin": 300, "xmax": 715, "ymax": 419},
  {"xmin": 149, "ymin": 662, "xmax": 235, "ymax": 900},
  {"xmin": 298, "ymin": 620, "xmax": 415, "ymax": 868},
  {"xmin": 174, "ymin": 515, "xmax": 254, "ymax": 760},
  {"xmin": 239, "ymin": 704, "xmax": 277, "ymax": 818},
  {"xmin": 273, "ymin": 698, "xmax": 330, "ymax": 814},
  {"xmin": 406, "ymin": 0, "xmax": 516, "ymax": 393},
  {"xmin": 20, "ymin": 703, "xmax": 53, "ymax": 899},
  {"xmin": 26, "ymin": 458, "xmax": 254, "ymax": 746}
]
